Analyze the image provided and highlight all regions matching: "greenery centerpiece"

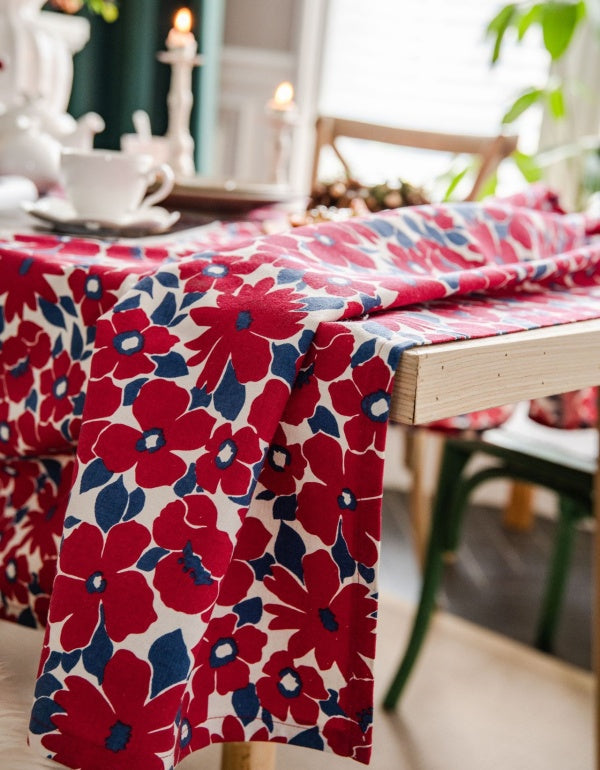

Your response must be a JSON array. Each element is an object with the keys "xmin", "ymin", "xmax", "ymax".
[{"xmin": 46, "ymin": 0, "xmax": 118, "ymax": 22}]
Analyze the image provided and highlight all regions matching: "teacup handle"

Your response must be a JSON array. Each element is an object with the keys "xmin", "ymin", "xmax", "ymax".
[{"xmin": 141, "ymin": 163, "xmax": 175, "ymax": 209}]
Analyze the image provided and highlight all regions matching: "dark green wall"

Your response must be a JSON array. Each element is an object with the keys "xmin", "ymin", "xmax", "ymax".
[{"xmin": 49, "ymin": 1, "xmax": 224, "ymax": 174}]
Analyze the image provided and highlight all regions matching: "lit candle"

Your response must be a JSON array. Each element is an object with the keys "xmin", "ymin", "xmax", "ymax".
[
  {"xmin": 267, "ymin": 81, "xmax": 297, "ymax": 114},
  {"xmin": 158, "ymin": 7, "xmax": 203, "ymax": 178},
  {"xmin": 166, "ymin": 7, "xmax": 197, "ymax": 55}
]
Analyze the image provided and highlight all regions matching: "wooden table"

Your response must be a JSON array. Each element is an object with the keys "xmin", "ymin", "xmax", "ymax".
[{"xmin": 227, "ymin": 317, "xmax": 600, "ymax": 770}]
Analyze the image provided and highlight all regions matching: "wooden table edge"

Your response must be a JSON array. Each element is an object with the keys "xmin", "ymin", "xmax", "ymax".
[{"xmin": 391, "ymin": 318, "xmax": 600, "ymax": 425}]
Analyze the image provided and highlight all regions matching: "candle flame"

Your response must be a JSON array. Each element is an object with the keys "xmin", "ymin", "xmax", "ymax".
[
  {"xmin": 273, "ymin": 81, "xmax": 294, "ymax": 107},
  {"xmin": 174, "ymin": 7, "xmax": 193, "ymax": 33}
]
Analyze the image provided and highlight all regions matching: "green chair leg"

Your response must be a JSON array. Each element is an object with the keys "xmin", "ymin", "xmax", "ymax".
[
  {"xmin": 383, "ymin": 442, "xmax": 471, "ymax": 710},
  {"xmin": 384, "ymin": 430, "xmax": 593, "ymax": 710},
  {"xmin": 535, "ymin": 496, "xmax": 586, "ymax": 652},
  {"xmin": 442, "ymin": 464, "xmax": 520, "ymax": 555},
  {"xmin": 382, "ymin": 523, "xmax": 445, "ymax": 710}
]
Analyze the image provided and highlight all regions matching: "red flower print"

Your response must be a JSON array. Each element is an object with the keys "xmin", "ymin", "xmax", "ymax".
[
  {"xmin": 210, "ymin": 715, "xmax": 273, "ymax": 744},
  {"xmin": 296, "ymin": 434, "xmax": 381, "ymax": 566},
  {"xmin": 256, "ymin": 649, "xmax": 328, "ymax": 725},
  {"xmin": 50, "ymin": 521, "xmax": 157, "ymax": 650},
  {"xmin": 152, "ymin": 495, "xmax": 233, "ymax": 615},
  {"xmin": 39, "ymin": 351, "xmax": 86, "ymax": 424},
  {"xmin": 0, "ymin": 400, "xmax": 12, "ymax": 455},
  {"xmin": 322, "ymin": 678, "xmax": 373, "ymax": 763},
  {"xmin": 41, "ymin": 650, "xmax": 185, "ymax": 770},
  {"xmin": 465, "ymin": 221, "xmax": 503, "ymax": 264},
  {"xmin": 174, "ymin": 691, "xmax": 210, "ymax": 763},
  {"xmin": 13, "ymin": 234, "xmax": 102, "ymax": 259},
  {"xmin": 329, "ymin": 357, "xmax": 394, "ymax": 452},
  {"xmin": 19, "ymin": 461, "xmax": 74, "ymax": 562},
  {"xmin": 264, "ymin": 550, "xmax": 376, "ymax": 679},
  {"xmin": 530, "ymin": 387, "xmax": 597, "ymax": 430},
  {"xmin": 0, "ymin": 251, "xmax": 62, "ymax": 322},
  {"xmin": 0, "ymin": 457, "xmax": 40, "ymax": 511},
  {"xmin": 33, "ymin": 595, "xmax": 51, "ymax": 628},
  {"xmin": 14, "ymin": 409, "xmax": 66, "ymax": 456},
  {"xmin": 195, "ymin": 423, "xmax": 264, "ymax": 497},
  {"xmin": 255, "ymin": 426, "xmax": 306, "ymax": 497},
  {"xmin": 192, "ymin": 613, "xmax": 267, "ymax": 695},
  {"xmin": 75, "ymin": 375, "xmax": 123, "ymax": 463},
  {"xmin": 94, "ymin": 380, "xmax": 215, "ymax": 489},
  {"xmin": 0, "ymin": 321, "xmax": 51, "ymax": 403},
  {"xmin": 216, "ymin": 516, "xmax": 273, "ymax": 607},
  {"xmin": 67, "ymin": 267, "xmax": 120, "ymax": 326},
  {"xmin": 387, "ymin": 236, "xmax": 470, "ymax": 282},
  {"xmin": 81, "ymin": 376, "xmax": 122, "ymax": 420},
  {"xmin": 93, "ymin": 308, "xmax": 180, "ymax": 380},
  {"xmin": 301, "ymin": 268, "xmax": 374, "ymax": 299},
  {"xmin": 302, "ymin": 222, "xmax": 376, "ymax": 270},
  {"xmin": 187, "ymin": 277, "xmax": 306, "ymax": 390},
  {"xmin": 280, "ymin": 324, "xmax": 354, "ymax": 427},
  {"xmin": 247, "ymin": 379, "xmax": 292, "ymax": 439},
  {"xmin": 0, "ymin": 547, "xmax": 32, "ymax": 609},
  {"xmin": 179, "ymin": 253, "xmax": 257, "ymax": 296},
  {"xmin": 106, "ymin": 243, "xmax": 169, "ymax": 266},
  {"xmin": 33, "ymin": 558, "xmax": 58, "ymax": 626},
  {"xmin": 509, "ymin": 214, "xmax": 533, "ymax": 250}
]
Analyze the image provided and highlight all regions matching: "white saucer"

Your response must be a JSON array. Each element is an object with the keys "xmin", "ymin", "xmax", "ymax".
[{"xmin": 22, "ymin": 196, "xmax": 180, "ymax": 237}]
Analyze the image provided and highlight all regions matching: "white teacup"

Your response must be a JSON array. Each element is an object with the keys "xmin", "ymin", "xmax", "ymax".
[{"xmin": 61, "ymin": 149, "xmax": 174, "ymax": 221}]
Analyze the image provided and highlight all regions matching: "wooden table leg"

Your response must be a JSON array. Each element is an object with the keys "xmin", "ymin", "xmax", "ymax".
[
  {"xmin": 502, "ymin": 481, "xmax": 535, "ymax": 531},
  {"xmin": 221, "ymin": 742, "xmax": 276, "ymax": 770},
  {"xmin": 406, "ymin": 428, "xmax": 440, "ymax": 569},
  {"xmin": 595, "ymin": 390, "xmax": 600, "ymax": 770}
]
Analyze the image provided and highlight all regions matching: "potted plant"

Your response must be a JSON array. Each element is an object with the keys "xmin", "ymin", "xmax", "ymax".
[{"xmin": 445, "ymin": 1, "xmax": 599, "ymax": 202}]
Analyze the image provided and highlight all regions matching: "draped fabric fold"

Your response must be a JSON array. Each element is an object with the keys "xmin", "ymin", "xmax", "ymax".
[{"xmin": 0, "ymin": 188, "xmax": 599, "ymax": 768}]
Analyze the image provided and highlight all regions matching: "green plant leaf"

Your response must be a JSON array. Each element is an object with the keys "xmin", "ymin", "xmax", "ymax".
[
  {"xmin": 541, "ymin": 2, "xmax": 584, "ymax": 60},
  {"xmin": 512, "ymin": 150, "xmax": 543, "ymax": 182},
  {"xmin": 517, "ymin": 3, "xmax": 543, "ymax": 39},
  {"xmin": 442, "ymin": 167, "xmax": 469, "ymax": 201},
  {"xmin": 501, "ymin": 88, "xmax": 545, "ymax": 123},
  {"xmin": 486, "ymin": 4, "xmax": 518, "ymax": 64},
  {"xmin": 486, "ymin": 3, "xmax": 518, "ymax": 33},
  {"xmin": 547, "ymin": 85, "xmax": 566, "ymax": 118}
]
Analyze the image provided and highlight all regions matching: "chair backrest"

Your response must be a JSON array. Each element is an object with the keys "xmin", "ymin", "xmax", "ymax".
[{"xmin": 310, "ymin": 115, "xmax": 519, "ymax": 201}]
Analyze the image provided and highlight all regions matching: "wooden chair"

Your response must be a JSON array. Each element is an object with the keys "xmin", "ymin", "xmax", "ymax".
[
  {"xmin": 383, "ymin": 412, "xmax": 597, "ymax": 709},
  {"xmin": 310, "ymin": 115, "xmax": 519, "ymax": 201}
]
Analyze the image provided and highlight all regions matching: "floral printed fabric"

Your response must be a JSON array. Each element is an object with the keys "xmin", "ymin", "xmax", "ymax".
[
  {"xmin": 1, "ymin": 187, "xmax": 599, "ymax": 769},
  {"xmin": 529, "ymin": 386, "xmax": 597, "ymax": 429}
]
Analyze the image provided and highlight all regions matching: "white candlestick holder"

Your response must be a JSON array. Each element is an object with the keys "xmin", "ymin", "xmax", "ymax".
[
  {"xmin": 266, "ymin": 108, "xmax": 298, "ymax": 186},
  {"xmin": 157, "ymin": 48, "xmax": 203, "ymax": 179}
]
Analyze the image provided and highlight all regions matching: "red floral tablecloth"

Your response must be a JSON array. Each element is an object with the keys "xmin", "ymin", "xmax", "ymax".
[{"xmin": 1, "ymin": 187, "xmax": 599, "ymax": 769}]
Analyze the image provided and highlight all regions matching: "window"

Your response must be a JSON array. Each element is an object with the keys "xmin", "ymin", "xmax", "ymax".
[{"xmin": 317, "ymin": 0, "xmax": 549, "ymax": 193}]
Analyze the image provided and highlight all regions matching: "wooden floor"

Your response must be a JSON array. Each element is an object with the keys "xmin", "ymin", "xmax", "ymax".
[{"xmin": 380, "ymin": 490, "xmax": 593, "ymax": 670}]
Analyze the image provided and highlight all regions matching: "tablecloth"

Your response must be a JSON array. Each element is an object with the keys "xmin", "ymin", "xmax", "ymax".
[{"xmin": 1, "ymin": 187, "xmax": 600, "ymax": 769}]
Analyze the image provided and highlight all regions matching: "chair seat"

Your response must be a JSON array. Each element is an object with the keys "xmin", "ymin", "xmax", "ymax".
[{"xmin": 482, "ymin": 404, "xmax": 597, "ymax": 474}]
